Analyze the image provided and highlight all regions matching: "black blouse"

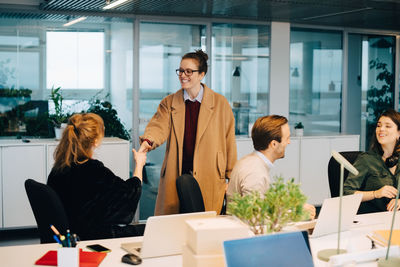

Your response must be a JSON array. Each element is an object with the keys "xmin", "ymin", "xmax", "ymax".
[{"xmin": 47, "ymin": 159, "xmax": 141, "ymax": 240}]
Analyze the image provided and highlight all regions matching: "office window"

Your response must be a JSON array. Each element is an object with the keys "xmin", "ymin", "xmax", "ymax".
[
  {"xmin": 0, "ymin": 18, "xmax": 133, "ymax": 138},
  {"xmin": 290, "ymin": 28, "xmax": 343, "ymax": 134},
  {"xmin": 0, "ymin": 34, "xmax": 40, "ymax": 91},
  {"xmin": 212, "ymin": 23, "xmax": 270, "ymax": 136},
  {"xmin": 46, "ymin": 31, "xmax": 104, "ymax": 90}
]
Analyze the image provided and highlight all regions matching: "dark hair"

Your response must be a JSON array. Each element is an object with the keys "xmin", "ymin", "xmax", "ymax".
[
  {"xmin": 53, "ymin": 113, "xmax": 104, "ymax": 171},
  {"xmin": 251, "ymin": 115, "xmax": 288, "ymax": 151},
  {"xmin": 370, "ymin": 109, "xmax": 400, "ymax": 158},
  {"xmin": 182, "ymin": 49, "xmax": 208, "ymax": 75}
]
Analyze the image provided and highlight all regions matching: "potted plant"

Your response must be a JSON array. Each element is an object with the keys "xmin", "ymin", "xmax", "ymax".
[
  {"xmin": 86, "ymin": 99, "xmax": 131, "ymax": 140},
  {"xmin": 227, "ymin": 177, "xmax": 308, "ymax": 235},
  {"xmin": 49, "ymin": 86, "xmax": 68, "ymax": 139},
  {"xmin": 294, "ymin": 122, "xmax": 304, "ymax": 136}
]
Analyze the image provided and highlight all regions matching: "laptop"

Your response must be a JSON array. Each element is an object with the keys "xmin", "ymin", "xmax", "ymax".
[
  {"xmin": 223, "ymin": 230, "xmax": 314, "ymax": 267},
  {"xmin": 307, "ymin": 194, "xmax": 362, "ymax": 238},
  {"xmin": 121, "ymin": 211, "xmax": 216, "ymax": 258}
]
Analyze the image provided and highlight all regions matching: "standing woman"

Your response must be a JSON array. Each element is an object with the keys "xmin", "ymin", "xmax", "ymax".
[
  {"xmin": 344, "ymin": 109, "xmax": 400, "ymax": 213},
  {"xmin": 48, "ymin": 113, "xmax": 146, "ymax": 240},
  {"xmin": 139, "ymin": 50, "xmax": 237, "ymax": 215}
]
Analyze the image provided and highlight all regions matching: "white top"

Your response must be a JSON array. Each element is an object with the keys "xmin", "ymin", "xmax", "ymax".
[{"xmin": 183, "ymin": 85, "xmax": 204, "ymax": 103}]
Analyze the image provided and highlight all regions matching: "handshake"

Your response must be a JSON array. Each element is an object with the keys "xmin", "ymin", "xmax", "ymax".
[{"xmin": 131, "ymin": 139, "xmax": 152, "ymax": 180}]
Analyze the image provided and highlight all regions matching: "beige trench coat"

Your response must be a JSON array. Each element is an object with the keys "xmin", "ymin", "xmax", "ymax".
[{"xmin": 140, "ymin": 84, "xmax": 237, "ymax": 215}]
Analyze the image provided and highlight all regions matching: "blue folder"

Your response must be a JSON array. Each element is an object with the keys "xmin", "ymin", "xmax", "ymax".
[{"xmin": 223, "ymin": 230, "xmax": 314, "ymax": 267}]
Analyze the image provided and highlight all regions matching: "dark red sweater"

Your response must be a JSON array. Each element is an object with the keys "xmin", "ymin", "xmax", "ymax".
[{"xmin": 182, "ymin": 100, "xmax": 201, "ymax": 174}]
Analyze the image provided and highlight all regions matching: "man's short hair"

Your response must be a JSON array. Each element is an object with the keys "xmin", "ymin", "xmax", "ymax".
[{"xmin": 251, "ymin": 115, "xmax": 288, "ymax": 151}]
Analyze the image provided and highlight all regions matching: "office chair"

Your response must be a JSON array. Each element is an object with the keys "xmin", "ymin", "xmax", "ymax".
[
  {"xmin": 176, "ymin": 174, "xmax": 205, "ymax": 213},
  {"xmin": 327, "ymin": 151, "xmax": 362, "ymax": 198},
  {"xmin": 25, "ymin": 179, "xmax": 70, "ymax": 244}
]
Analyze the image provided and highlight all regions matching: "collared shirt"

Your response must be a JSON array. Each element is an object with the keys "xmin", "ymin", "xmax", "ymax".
[
  {"xmin": 183, "ymin": 84, "xmax": 204, "ymax": 103},
  {"xmin": 255, "ymin": 150, "xmax": 274, "ymax": 170}
]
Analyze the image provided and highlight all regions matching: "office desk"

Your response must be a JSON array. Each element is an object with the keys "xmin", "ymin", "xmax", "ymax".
[
  {"xmin": 0, "ymin": 211, "xmax": 398, "ymax": 267},
  {"xmin": 311, "ymin": 211, "xmax": 399, "ymax": 266}
]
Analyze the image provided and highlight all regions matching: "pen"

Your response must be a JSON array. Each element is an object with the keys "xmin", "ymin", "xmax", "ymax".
[
  {"xmin": 66, "ymin": 229, "xmax": 71, "ymax": 247},
  {"xmin": 53, "ymin": 235, "xmax": 62, "ymax": 246},
  {"xmin": 72, "ymin": 233, "xmax": 79, "ymax": 247},
  {"xmin": 60, "ymin": 235, "xmax": 67, "ymax": 247},
  {"xmin": 50, "ymin": 225, "xmax": 61, "ymax": 236}
]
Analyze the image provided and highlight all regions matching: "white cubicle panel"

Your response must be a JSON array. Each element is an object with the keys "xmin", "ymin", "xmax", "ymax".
[
  {"xmin": 235, "ymin": 137, "xmax": 254, "ymax": 160},
  {"xmin": 299, "ymin": 137, "xmax": 331, "ymax": 205},
  {"xmin": 2, "ymin": 145, "xmax": 46, "ymax": 228},
  {"xmin": 330, "ymin": 136, "xmax": 360, "ymax": 153},
  {"xmin": 93, "ymin": 139, "xmax": 130, "ymax": 180}
]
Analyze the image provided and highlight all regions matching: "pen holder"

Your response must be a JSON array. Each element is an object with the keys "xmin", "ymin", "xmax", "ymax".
[{"xmin": 58, "ymin": 247, "xmax": 79, "ymax": 267}]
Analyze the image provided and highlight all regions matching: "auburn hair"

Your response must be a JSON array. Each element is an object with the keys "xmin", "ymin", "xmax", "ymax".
[
  {"xmin": 53, "ymin": 113, "xmax": 104, "ymax": 171},
  {"xmin": 251, "ymin": 115, "xmax": 288, "ymax": 151}
]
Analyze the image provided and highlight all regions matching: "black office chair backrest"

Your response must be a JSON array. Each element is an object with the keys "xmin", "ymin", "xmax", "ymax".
[
  {"xmin": 25, "ymin": 179, "xmax": 69, "ymax": 243},
  {"xmin": 328, "ymin": 151, "xmax": 362, "ymax": 198},
  {"xmin": 176, "ymin": 174, "xmax": 205, "ymax": 213}
]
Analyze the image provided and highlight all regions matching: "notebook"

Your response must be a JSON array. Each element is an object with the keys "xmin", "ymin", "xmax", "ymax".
[
  {"xmin": 309, "ymin": 194, "xmax": 362, "ymax": 238},
  {"xmin": 371, "ymin": 229, "xmax": 400, "ymax": 246},
  {"xmin": 223, "ymin": 230, "xmax": 313, "ymax": 267},
  {"xmin": 121, "ymin": 211, "xmax": 216, "ymax": 258}
]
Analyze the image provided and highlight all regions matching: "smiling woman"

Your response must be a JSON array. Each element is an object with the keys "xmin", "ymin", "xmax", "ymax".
[
  {"xmin": 344, "ymin": 109, "xmax": 400, "ymax": 214},
  {"xmin": 139, "ymin": 50, "xmax": 237, "ymax": 215}
]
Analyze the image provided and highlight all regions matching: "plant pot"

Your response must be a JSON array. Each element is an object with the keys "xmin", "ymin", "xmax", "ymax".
[
  {"xmin": 295, "ymin": 128, "xmax": 304, "ymax": 137},
  {"xmin": 54, "ymin": 123, "xmax": 67, "ymax": 140}
]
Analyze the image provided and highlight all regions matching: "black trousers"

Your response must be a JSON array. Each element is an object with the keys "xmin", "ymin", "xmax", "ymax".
[{"xmin": 176, "ymin": 174, "xmax": 205, "ymax": 213}]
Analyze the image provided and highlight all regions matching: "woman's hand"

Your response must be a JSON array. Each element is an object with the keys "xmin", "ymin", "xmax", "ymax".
[
  {"xmin": 133, "ymin": 148, "xmax": 147, "ymax": 167},
  {"xmin": 387, "ymin": 199, "xmax": 400, "ymax": 211},
  {"xmin": 132, "ymin": 148, "xmax": 147, "ymax": 181},
  {"xmin": 138, "ymin": 140, "xmax": 152, "ymax": 153},
  {"xmin": 303, "ymin": 203, "xmax": 316, "ymax": 220},
  {"xmin": 375, "ymin": 185, "xmax": 398, "ymax": 199}
]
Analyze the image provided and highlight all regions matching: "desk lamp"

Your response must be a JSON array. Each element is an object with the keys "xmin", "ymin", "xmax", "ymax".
[
  {"xmin": 317, "ymin": 150, "xmax": 359, "ymax": 262},
  {"xmin": 377, "ymin": 178, "xmax": 400, "ymax": 267}
]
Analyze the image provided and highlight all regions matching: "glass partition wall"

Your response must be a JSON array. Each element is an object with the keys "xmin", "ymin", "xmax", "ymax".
[
  {"xmin": 289, "ymin": 28, "xmax": 343, "ymax": 135},
  {"xmin": 347, "ymin": 34, "xmax": 396, "ymax": 150},
  {"xmin": 212, "ymin": 23, "xmax": 270, "ymax": 136}
]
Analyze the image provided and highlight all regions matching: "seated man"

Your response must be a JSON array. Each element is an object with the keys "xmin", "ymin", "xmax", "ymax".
[{"xmin": 227, "ymin": 115, "xmax": 316, "ymax": 219}]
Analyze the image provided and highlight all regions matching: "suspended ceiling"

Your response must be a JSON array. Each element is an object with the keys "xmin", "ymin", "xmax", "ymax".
[{"xmin": 0, "ymin": 0, "xmax": 400, "ymax": 32}]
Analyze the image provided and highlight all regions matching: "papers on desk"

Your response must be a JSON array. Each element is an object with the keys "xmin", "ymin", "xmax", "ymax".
[{"xmin": 370, "ymin": 229, "xmax": 400, "ymax": 247}]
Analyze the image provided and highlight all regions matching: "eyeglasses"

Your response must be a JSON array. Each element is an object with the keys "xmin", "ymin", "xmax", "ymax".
[{"xmin": 176, "ymin": 68, "xmax": 199, "ymax": 76}]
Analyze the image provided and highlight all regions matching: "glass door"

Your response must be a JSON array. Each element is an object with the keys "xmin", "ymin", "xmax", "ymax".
[{"xmin": 347, "ymin": 34, "xmax": 395, "ymax": 150}]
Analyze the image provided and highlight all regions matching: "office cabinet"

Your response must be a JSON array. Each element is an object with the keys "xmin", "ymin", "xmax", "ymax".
[
  {"xmin": 2, "ymin": 145, "xmax": 46, "ymax": 228},
  {"xmin": 236, "ymin": 135, "xmax": 359, "ymax": 205},
  {"xmin": 0, "ymin": 138, "xmax": 130, "ymax": 229},
  {"xmin": 299, "ymin": 138, "xmax": 331, "ymax": 205}
]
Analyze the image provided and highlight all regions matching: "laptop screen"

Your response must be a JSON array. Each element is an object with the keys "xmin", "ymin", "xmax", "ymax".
[{"xmin": 223, "ymin": 230, "xmax": 314, "ymax": 267}]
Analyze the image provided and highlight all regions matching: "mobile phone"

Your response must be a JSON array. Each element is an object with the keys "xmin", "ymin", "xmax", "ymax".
[{"xmin": 86, "ymin": 244, "xmax": 111, "ymax": 253}]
